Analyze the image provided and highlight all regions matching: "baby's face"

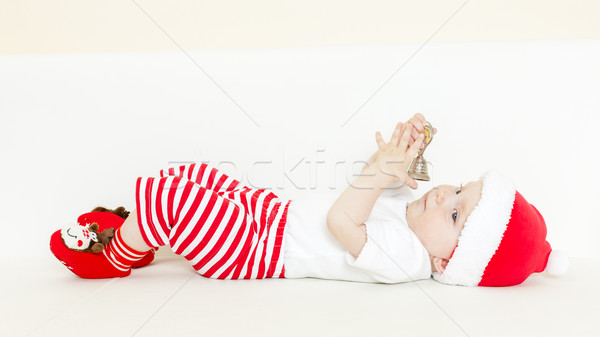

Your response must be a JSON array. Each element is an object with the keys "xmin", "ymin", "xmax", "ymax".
[{"xmin": 406, "ymin": 180, "xmax": 483, "ymax": 260}]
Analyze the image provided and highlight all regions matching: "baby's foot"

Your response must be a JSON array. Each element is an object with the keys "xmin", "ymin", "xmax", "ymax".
[{"xmin": 50, "ymin": 227, "xmax": 151, "ymax": 279}]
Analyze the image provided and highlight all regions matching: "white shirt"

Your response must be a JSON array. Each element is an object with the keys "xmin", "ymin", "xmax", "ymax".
[{"xmin": 282, "ymin": 185, "xmax": 432, "ymax": 283}]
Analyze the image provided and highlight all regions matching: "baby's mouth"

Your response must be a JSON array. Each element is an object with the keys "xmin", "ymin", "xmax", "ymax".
[{"xmin": 423, "ymin": 191, "xmax": 432, "ymax": 211}]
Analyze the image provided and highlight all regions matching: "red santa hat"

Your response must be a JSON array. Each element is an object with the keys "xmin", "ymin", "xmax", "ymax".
[{"xmin": 433, "ymin": 171, "xmax": 569, "ymax": 287}]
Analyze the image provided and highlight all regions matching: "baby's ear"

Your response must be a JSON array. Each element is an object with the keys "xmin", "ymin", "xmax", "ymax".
[{"xmin": 432, "ymin": 257, "xmax": 449, "ymax": 274}]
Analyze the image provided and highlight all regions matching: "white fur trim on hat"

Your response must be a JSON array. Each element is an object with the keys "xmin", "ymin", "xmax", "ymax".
[
  {"xmin": 433, "ymin": 171, "xmax": 516, "ymax": 286},
  {"xmin": 545, "ymin": 250, "xmax": 569, "ymax": 276}
]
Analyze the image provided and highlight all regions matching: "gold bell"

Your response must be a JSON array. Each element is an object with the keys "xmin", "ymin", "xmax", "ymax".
[{"xmin": 408, "ymin": 121, "xmax": 434, "ymax": 181}]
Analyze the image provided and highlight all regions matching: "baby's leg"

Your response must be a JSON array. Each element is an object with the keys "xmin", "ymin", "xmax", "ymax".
[
  {"xmin": 160, "ymin": 163, "xmax": 242, "ymax": 194},
  {"xmin": 136, "ymin": 175, "xmax": 286, "ymax": 279},
  {"xmin": 119, "ymin": 208, "xmax": 153, "ymax": 252}
]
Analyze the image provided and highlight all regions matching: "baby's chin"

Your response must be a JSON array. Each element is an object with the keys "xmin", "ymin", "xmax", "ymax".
[
  {"xmin": 408, "ymin": 198, "xmax": 421, "ymax": 208},
  {"xmin": 406, "ymin": 198, "xmax": 424, "ymax": 220}
]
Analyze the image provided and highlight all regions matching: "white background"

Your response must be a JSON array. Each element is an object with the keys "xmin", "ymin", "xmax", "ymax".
[{"xmin": 1, "ymin": 39, "xmax": 599, "ymax": 259}]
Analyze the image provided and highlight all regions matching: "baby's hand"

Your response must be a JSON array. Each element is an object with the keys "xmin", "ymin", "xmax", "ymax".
[
  {"xmin": 374, "ymin": 122, "xmax": 424, "ymax": 189},
  {"xmin": 405, "ymin": 113, "xmax": 437, "ymax": 150}
]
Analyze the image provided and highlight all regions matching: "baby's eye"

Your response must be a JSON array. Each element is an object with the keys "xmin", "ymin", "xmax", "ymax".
[
  {"xmin": 452, "ymin": 209, "xmax": 458, "ymax": 222},
  {"xmin": 456, "ymin": 183, "xmax": 463, "ymax": 195}
]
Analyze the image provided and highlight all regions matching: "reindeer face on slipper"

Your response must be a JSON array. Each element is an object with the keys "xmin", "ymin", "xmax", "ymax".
[{"xmin": 61, "ymin": 222, "xmax": 114, "ymax": 253}]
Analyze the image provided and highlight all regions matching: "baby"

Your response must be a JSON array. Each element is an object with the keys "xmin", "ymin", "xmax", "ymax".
[{"xmin": 50, "ymin": 114, "xmax": 568, "ymax": 286}]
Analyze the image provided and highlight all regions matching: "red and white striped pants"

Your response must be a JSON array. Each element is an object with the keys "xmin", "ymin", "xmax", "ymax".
[{"xmin": 135, "ymin": 163, "xmax": 291, "ymax": 279}]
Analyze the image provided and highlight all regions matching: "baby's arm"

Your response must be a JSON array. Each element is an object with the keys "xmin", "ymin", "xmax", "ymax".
[{"xmin": 327, "ymin": 123, "xmax": 423, "ymax": 258}]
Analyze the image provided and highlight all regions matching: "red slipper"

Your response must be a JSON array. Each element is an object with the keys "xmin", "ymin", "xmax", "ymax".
[{"xmin": 50, "ymin": 211, "xmax": 155, "ymax": 279}]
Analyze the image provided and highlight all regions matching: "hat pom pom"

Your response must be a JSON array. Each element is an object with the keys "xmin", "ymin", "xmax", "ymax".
[{"xmin": 545, "ymin": 250, "xmax": 569, "ymax": 276}]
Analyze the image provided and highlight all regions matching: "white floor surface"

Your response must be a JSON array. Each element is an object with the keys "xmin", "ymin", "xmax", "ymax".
[{"xmin": 2, "ymin": 249, "xmax": 597, "ymax": 337}]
